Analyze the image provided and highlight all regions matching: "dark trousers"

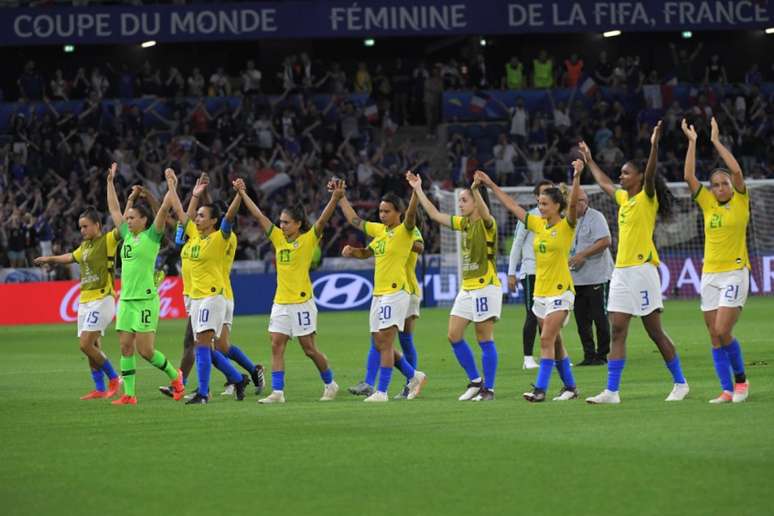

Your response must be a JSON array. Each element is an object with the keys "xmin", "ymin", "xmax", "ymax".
[
  {"xmin": 521, "ymin": 275, "xmax": 538, "ymax": 356},
  {"xmin": 573, "ymin": 283, "xmax": 611, "ymax": 360}
]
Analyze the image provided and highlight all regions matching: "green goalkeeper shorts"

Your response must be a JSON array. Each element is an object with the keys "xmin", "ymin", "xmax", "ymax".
[{"xmin": 116, "ymin": 296, "xmax": 160, "ymax": 333}]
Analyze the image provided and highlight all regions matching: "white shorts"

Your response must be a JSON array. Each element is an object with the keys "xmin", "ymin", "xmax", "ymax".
[
  {"xmin": 77, "ymin": 296, "xmax": 115, "ymax": 336},
  {"xmin": 269, "ymin": 300, "xmax": 318, "ymax": 338},
  {"xmin": 406, "ymin": 293, "xmax": 421, "ymax": 319},
  {"xmin": 450, "ymin": 284, "xmax": 503, "ymax": 323},
  {"xmin": 191, "ymin": 295, "xmax": 227, "ymax": 338},
  {"xmin": 224, "ymin": 298, "xmax": 235, "ymax": 327},
  {"xmin": 369, "ymin": 290, "xmax": 410, "ymax": 333},
  {"xmin": 183, "ymin": 295, "xmax": 191, "ymax": 317},
  {"xmin": 532, "ymin": 291, "xmax": 575, "ymax": 327},
  {"xmin": 607, "ymin": 264, "xmax": 663, "ymax": 317},
  {"xmin": 701, "ymin": 269, "xmax": 750, "ymax": 312}
]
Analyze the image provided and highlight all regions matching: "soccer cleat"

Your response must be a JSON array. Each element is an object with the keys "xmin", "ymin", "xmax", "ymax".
[
  {"xmin": 576, "ymin": 358, "xmax": 595, "ymax": 366},
  {"xmin": 709, "ymin": 391, "xmax": 733, "ymax": 404},
  {"xmin": 665, "ymin": 382, "xmax": 690, "ymax": 401},
  {"xmin": 258, "ymin": 390, "xmax": 286, "ymax": 404},
  {"xmin": 232, "ymin": 374, "xmax": 249, "ymax": 401},
  {"xmin": 472, "ymin": 388, "xmax": 494, "ymax": 401},
  {"xmin": 251, "ymin": 364, "xmax": 266, "ymax": 395},
  {"xmin": 348, "ymin": 381, "xmax": 375, "ymax": 397},
  {"xmin": 553, "ymin": 387, "xmax": 579, "ymax": 401},
  {"xmin": 105, "ymin": 377, "xmax": 123, "ymax": 398},
  {"xmin": 406, "ymin": 371, "xmax": 427, "ymax": 400},
  {"xmin": 458, "ymin": 380, "xmax": 483, "ymax": 401},
  {"xmin": 523, "ymin": 386, "xmax": 546, "ymax": 402},
  {"xmin": 320, "ymin": 381, "xmax": 340, "ymax": 401},
  {"xmin": 159, "ymin": 386, "xmax": 173, "ymax": 398},
  {"xmin": 586, "ymin": 389, "xmax": 621, "ymax": 404},
  {"xmin": 111, "ymin": 395, "xmax": 137, "ymax": 405},
  {"xmin": 393, "ymin": 386, "xmax": 410, "ymax": 400},
  {"xmin": 80, "ymin": 390, "xmax": 107, "ymax": 400},
  {"xmin": 170, "ymin": 369, "xmax": 185, "ymax": 401},
  {"xmin": 522, "ymin": 356, "xmax": 539, "ymax": 370},
  {"xmin": 732, "ymin": 381, "xmax": 749, "ymax": 403},
  {"xmin": 185, "ymin": 393, "xmax": 208, "ymax": 405},
  {"xmin": 220, "ymin": 382, "xmax": 235, "ymax": 396},
  {"xmin": 363, "ymin": 391, "xmax": 388, "ymax": 402}
]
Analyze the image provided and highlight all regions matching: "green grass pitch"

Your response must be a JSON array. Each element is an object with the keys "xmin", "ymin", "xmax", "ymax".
[{"xmin": 1, "ymin": 297, "xmax": 772, "ymax": 516}]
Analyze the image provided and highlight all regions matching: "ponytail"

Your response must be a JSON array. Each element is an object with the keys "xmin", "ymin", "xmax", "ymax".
[{"xmin": 653, "ymin": 173, "xmax": 674, "ymax": 220}]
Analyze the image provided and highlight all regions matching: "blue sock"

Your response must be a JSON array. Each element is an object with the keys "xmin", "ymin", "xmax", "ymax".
[
  {"xmin": 723, "ymin": 338, "xmax": 746, "ymax": 378},
  {"xmin": 555, "ymin": 357, "xmax": 576, "ymax": 388},
  {"xmin": 377, "ymin": 366, "xmax": 393, "ymax": 393},
  {"xmin": 101, "ymin": 359, "xmax": 118, "ymax": 380},
  {"xmin": 320, "ymin": 369, "xmax": 334, "ymax": 385},
  {"xmin": 479, "ymin": 340, "xmax": 498, "ymax": 390},
  {"xmin": 398, "ymin": 332, "xmax": 418, "ymax": 368},
  {"xmin": 91, "ymin": 369, "xmax": 105, "ymax": 392},
  {"xmin": 665, "ymin": 355, "xmax": 686, "ymax": 384},
  {"xmin": 272, "ymin": 371, "xmax": 285, "ymax": 391},
  {"xmin": 212, "ymin": 349, "xmax": 242, "ymax": 384},
  {"xmin": 395, "ymin": 356, "xmax": 415, "ymax": 380},
  {"xmin": 535, "ymin": 358, "xmax": 553, "ymax": 391},
  {"xmin": 364, "ymin": 337, "xmax": 380, "ymax": 387},
  {"xmin": 607, "ymin": 359, "xmax": 626, "ymax": 392},
  {"xmin": 451, "ymin": 340, "xmax": 480, "ymax": 381},
  {"xmin": 182, "ymin": 376, "xmax": 188, "ymax": 386},
  {"xmin": 195, "ymin": 347, "xmax": 212, "ymax": 397},
  {"xmin": 227, "ymin": 345, "xmax": 256, "ymax": 373},
  {"xmin": 711, "ymin": 347, "xmax": 734, "ymax": 392}
]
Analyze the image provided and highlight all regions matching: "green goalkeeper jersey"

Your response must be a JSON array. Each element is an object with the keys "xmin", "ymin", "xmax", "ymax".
[{"xmin": 119, "ymin": 222, "xmax": 163, "ymax": 300}]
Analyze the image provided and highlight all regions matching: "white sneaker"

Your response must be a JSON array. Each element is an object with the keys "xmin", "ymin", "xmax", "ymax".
[
  {"xmin": 458, "ymin": 379, "xmax": 482, "ymax": 401},
  {"xmin": 406, "ymin": 371, "xmax": 427, "ymax": 400},
  {"xmin": 220, "ymin": 384, "xmax": 235, "ymax": 396},
  {"xmin": 665, "ymin": 382, "xmax": 689, "ymax": 401},
  {"xmin": 709, "ymin": 391, "xmax": 733, "ymax": 404},
  {"xmin": 258, "ymin": 390, "xmax": 285, "ymax": 404},
  {"xmin": 522, "ymin": 356, "xmax": 539, "ymax": 369},
  {"xmin": 732, "ymin": 381, "xmax": 749, "ymax": 403},
  {"xmin": 320, "ymin": 381, "xmax": 339, "ymax": 401},
  {"xmin": 586, "ymin": 389, "xmax": 621, "ymax": 404},
  {"xmin": 552, "ymin": 387, "xmax": 579, "ymax": 401},
  {"xmin": 364, "ymin": 391, "xmax": 388, "ymax": 402}
]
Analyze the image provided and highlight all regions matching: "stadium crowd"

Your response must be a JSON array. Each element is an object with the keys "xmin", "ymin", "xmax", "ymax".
[{"xmin": 1, "ymin": 44, "xmax": 773, "ymax": 268}]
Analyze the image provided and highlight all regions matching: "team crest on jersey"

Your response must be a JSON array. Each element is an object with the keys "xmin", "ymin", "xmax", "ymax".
[
  {"xmin": 293, "ymin": 241, "xmax": 300, "ymax": 249},
  {"xmin": 551, "ymin": 230, "xmax": 557, "ymax": 237}
]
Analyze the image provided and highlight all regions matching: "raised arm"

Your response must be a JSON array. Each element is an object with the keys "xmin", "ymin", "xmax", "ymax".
[
  {"xmin": 567, "ymin": 159, "xmax": 583, "ymax": 227},
  {"xmin": 403, "ymin": 191, "xmax": 419, "ymax": 231},
  {"xmin": 710, "ymin": 116, "xmax": 745, "ymax": 193},
  {"xmin": 336, "ymin": 194, "xmax": 367, "ymax": 232},
  {"xmin": 643, "ymin": 120, "xmax": 662, "ymax": 197},
  {"xmin": 405, "ymin": 171, "xmax": 452, "ymax": 228},
  {"xmin": 220, "ymin": 192, "xmax": 242, "ymax": 237},
  {"xmin": 233, "ymin": 178, "xmax": 272, "ymax": 232},
  {"xmin": 153, "ymin": 173, "xmax": 175, "ymax": 233},
  {"xmin": 316, "ymin": 179, "xmax": 345, "ymax": 235},
  {"xmin": 470, "ymin": 174, "xmax": 494, "ymax": 227},
  {"xmin": 165, "ymin": 168, "xmax": 187, "ymax": 223},
  {"xmin": 578, "ymin": 141, "xmax": 617, "ymax": 199},
  {"xmin": 106, "ymin": 162, "xmax": 123, "ymax": 228},
  {"xmin": 33, "ymin": 253, "xmax": 74, "ymax": 266},
  {"xmin": 681, "ymin": 119, "xmax": 700, "ymax": 195},
  {"xmin": 474, "ymin": 170, "xmax": 527, "ymax": 222},
  {"xmin": 186, "ymin": 174, "xmax": 209, "ymax": 221}
]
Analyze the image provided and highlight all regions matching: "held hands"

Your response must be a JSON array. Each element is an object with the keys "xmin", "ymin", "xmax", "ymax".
[
  {"xmin": 128, "ymin": 185, "xmax": 143, "ymax": 202},
  {"xmin": 107, "ymin": 162, "xmax": 118, "ymax": 181},
  {"xmin": 405, "ymin": 170, "xmax": 422, "ymax": 191},
  {"xmin": 577, "ymin": 141, "xmax": 592, "ymax": 163},
  {"xmin": 710, "ymin": 116, "xmax": 720, "ymax": 144},
  {"xmin": 329, "ymin": 178, "xmax": 346, "ymax": 201},
  {"xmin": 681, "ymin": 118, "xmax": 697, "ymax": 143},
  {"xmin": 341, "ymin": 245, "xmax": 354, "ymax": 258},
  {"xmin": 650, "ymin": 120, "xmax": 663, "ymax": 145},
  {"xmin": 571, "ymin": 158, "xmax": 584, "ymax": 179},
  {"xmin": 473, "ymin": 170, "xmax": 493, "ymax": 187},
  {"xmin": 164, "ymin": 168, "xmax": 177, "ymax": 190},
  {"xmin": 232, "ymin": 178, "xmax": 246, "ymax": 192},
  {"xmin": 193, "ymin": 173, "xmax": 209, "ymax": 197}
]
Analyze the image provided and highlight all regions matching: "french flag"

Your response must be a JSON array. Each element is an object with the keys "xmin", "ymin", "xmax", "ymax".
[
  {"xmin": 364, "ymin": 103, "xmax": 379, "ymax": 123},
  {"xmin": 579, "ymin": 75, "xmax": 598, "ymax": 97},
  {"xmin": 469, "ymin": 91, "xmax": 489, "ymax": 113}
]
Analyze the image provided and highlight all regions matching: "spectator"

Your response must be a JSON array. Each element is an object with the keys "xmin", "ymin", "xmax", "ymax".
[
  {"xmin": 563, "ymin": 53, "xmax": 584, "ymax": 87},
  {"xmin": 469, "ymin": 53, "xmax": 489, "ymax": 89},
  {"xmin": 593, "ymin": 51, "xmax": 613, "ymax": 86},
  {"xmin": 744, "ymin": 63, "xmax": 762, "ymax": 88},
  {"xmin": 17, "ymin": 61, "xmax": 44, "ymax": 101},
  {"xmin": 353, "ymin": 62, "xmax": 372, "ymax": 94},
  {"xmin": 669, "ymin": 41, "xmax": 703, "ymax": 82},
  {"xmin": 71, "ymin": 67, "xmax": 90, "ymax": 99},
  {"xmin": 515, "ymin": 138, "xmax": 559, "ymax": 183},
  {"xmin": 187, "ymin": 67, "xmax": 205, "ymax": 97},
  {"xmin": 49, "ymin": 69, "xmax": 68, "ymax": 101},
  {"xmin": 242, "ymin": 60, "xmax": 262, "ymax": 95},
  {"xmin": 532, "ymin": 50, "xmax": 554, "ymax": 89},
  {"xmin": 209, "ymin": 67, "xmax": 231, "ymax": 96},
  {"xmin": 423, "ymin": 65, "xmax": 443, "ymax": 138},
  {"xmin": 489, "ymin": 133, "xmax": 518, "ymax": 185},
  {"xmin": 502, "ymin": 56, "xmax": 525, "ymax": 90},
  {"xmin": 598, "ymin": 138, "xmax": 625, "ymax": 169},
  {"xmin": 165, "ymin": 67, "xmax": 185, "ymax": 98},
  {"xmin": 90, "ymin": 67, "xmax": 110, "ymax": 99},
  {"xmin": 704, "ymin": 53, "xmax": 727, "ymax": 85}
]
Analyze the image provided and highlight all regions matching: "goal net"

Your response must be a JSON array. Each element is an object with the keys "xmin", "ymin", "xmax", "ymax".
[{"xmin": 434, "ymin": 179, "xmax": 774, "ymax": 306}]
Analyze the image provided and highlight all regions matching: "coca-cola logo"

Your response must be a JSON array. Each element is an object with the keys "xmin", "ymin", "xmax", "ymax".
[{"xmin": 58, "ymin": 277, "xmax": 182, "ymax": 322}]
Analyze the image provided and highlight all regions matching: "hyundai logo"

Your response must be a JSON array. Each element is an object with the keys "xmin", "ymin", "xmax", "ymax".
[{"xmin": 313, "ymin": 273, "xmax": 372, "ymax": 310}]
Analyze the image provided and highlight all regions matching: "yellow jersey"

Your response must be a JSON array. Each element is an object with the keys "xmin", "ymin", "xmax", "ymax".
[
  {"xmin": 694, "ymin": 185, "xmax": 750, "ymax": 273},
  {"xmin": 526, "ymin": 214, "xmax": 576, "ymax": 297},
  {"xmin": 186, "ymin": 223, "xmax": 230, "ymax": 300},
  {"xmin": 268, "ymin": 225, "xmax": 319, "ymax": 304},
  {"xmin": 222, "ymin": 232, "xmax": 237, "ymax": 300},
  {"xmin": 72, "ymin": 230, "xmax": 119, "ymax": 303},
  {"xmin": 365, "ymin": 221, "xmax": 415, "ymax": 296},
  {"xmin": 180, "ymin": 222, "xmax": 193, "ymax": 297},
  {"xmin": 405, "ymin": 227, "xmax": 424, "ymax": 296},
  {"xmin": 451, "ymin": 215, "xmax": 501, "ymax": 291},
  {"xmin": 614, "ymin": 189, "xmax": 660, "ymax": 268}
]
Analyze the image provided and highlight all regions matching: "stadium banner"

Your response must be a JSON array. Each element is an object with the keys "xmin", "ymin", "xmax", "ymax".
[
  {"xmin": 2, "ymin": 255, "xmax": 773, "ymax": 325},
  {"xmin": 0, "ymin": 0, "xmax": 770, "ymax": 46}
]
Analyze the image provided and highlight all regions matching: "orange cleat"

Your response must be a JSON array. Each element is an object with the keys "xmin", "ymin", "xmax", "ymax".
[
  {"xmin": 111, "ymin": 395, "xmax": 137, "ymax": 405},
  {"xmin": 80, "ymin": 390, "xmax": 107, "ymax": 400},
  {"xmin": 105, "ymin": 377, "xmax": 123, "ymax": 398},
  {"xmin": 171, "ymin": 369, "xmax": 185, "ymax": 401}
]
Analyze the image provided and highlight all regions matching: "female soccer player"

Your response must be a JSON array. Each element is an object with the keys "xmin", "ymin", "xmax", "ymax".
[
  {"xmin": 338, "ymin": 183, "xmax": 427, "ymax": 402},
  {"xmin": 107, "ymin": 165, "xmax": 184, "ymax": 405},
  {"xmin": 580, "ymin": 121, "xmax": 689, "ymax": 404},
  {"xmin": 682, "ymin": 117, "xmax": 750, "ymax": 403},
  {"xmin": 407, "ymin": 171, "xmax": 499, "ymax": 401},
  {"xmin": 475, "ymin": 164, "xmax": 582, "ymax": 402},
  {"xmin": 34, "ymin": 206, "xmax": 122, "ymax": 400},
  {"xmin": 235, "ymin": 178, "xmax": 341, "ymax": 403}
]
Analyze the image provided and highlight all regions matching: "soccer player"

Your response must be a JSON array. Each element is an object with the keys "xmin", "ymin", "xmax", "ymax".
[
  {"xmin": 581, "ymin": 121, "xmax": 689, "ymax": 404},
  {"xmin": 682, "ymin": 117, "xmax": 750, "ymax": 403},
  {"xmin": 476, "ymin": 164, "xmax": 582, "ymax": 402},
  {"xmin": 34, "ymin": 206, "xmax": 122, "ymax": 400},
  {"xmin": 338, "ymin": 182, "xmax": 427, "ymax": 402},
  {"xmin": 234, "ymin": 178, "xmax": 341, "ymax": 403},
  {"xmin": 107, "ymin": 165, "xmax": 184, "ymax": 405},
  {"xmin": 407, "ymin": 171, "xmax": 499, "ymax": 401}
]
